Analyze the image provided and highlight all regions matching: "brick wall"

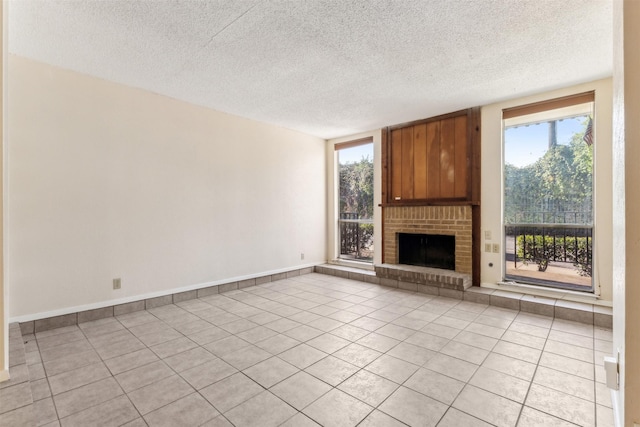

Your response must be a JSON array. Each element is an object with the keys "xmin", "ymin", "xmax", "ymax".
[{"xmin": 383, "ymin": 206, "xmax": 472, "ymax": 274}]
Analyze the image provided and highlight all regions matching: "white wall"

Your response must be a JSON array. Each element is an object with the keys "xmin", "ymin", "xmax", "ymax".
[
  {"xmin": 0, "ymin": 1, "xmax": 7, "ymax": 382},
  {"xmin": 8, "ymin": 55, "xmax": 327, "ymax": 320},
  {"xmin": 611, "ymin": 1, "xmax": 626, "ymax": 423},
  {"xmin": 480, "ymin": 79, "xmax": 613, "ymax": 302},
  {"xmin": 621, "ymin": 0, "xmax": 640, "ymax": 420},
  {"xmin": 327, "ymin": 131, "xmax": 382, "ymax": 266},
  {"xmin": 612, "ymin": 1, "xmax": 640, "ymax": 424}
]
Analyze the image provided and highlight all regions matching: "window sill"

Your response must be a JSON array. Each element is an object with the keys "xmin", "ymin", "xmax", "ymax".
[
  {"xmin": 329, "ymin": 259, "xmax": 375, "ymax": 271},
  {"xmin": 481, "ymin": 280, "xmax": 612, "ymax": 307}
]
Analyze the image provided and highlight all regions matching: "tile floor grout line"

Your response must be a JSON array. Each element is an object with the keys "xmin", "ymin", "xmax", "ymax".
[
  {"xmin": 125, "ymin": 301, "xmax": 237, "ymax": 423},
  {"xmin": 86, "ymin": 306, "xmax": 208, "ymax": 422},
  {"xmin": 511, "ymin": 315, "xmax": 548, "ymax": 427},
  {"xmin": 36, "ymin": 328, "xmax": 66, "ymax": 425},
  {"xmin": 71, "ymin": 314, "xmax": 150, "ymax": 423},
  {"xmin": 430, "ymin": 301, "xmax": 497, "ymax": 424},
  {"xmin": 270, "ymin": 281, "xmax": 399, "ymax": 425},
  {"xmin": 432, "ymin": 311, "xmax": 511, "ymax": 425},
  {"xmin": 174, "ymin": 291, "xmax": 307, "ymax": 423},
  {"xmin": 7, "ymin": 273, "xmax": 612, "ymax": 427}
]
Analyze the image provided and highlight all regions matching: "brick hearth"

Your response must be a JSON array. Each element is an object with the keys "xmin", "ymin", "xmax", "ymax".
[{"xmin": 374, "ymin": 263, "xmax": 471, "ymax": 292}]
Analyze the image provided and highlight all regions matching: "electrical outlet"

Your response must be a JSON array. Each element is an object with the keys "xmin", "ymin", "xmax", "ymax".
[
  {"xmin": 492, "ymin": 243, "xmax": 500, "ymax": 253},
  {"xmin": 485, "ymin": 230, "xmax": 492, "ymax": 240},
  {"xmin": 113, "ymin": 278, "xmax": 121, "ymax": 290},
  {"xmin": 484, "ymin": 243, "xmax": 492, "ymax": 253},
  {"xmin": 300, "ymin": 253, "xmax": 305, "ymax": 260}
]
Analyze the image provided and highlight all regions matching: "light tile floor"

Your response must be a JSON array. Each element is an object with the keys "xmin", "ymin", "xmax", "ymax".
[{"xmin": 0, "ymin": 273, "xmax": 614, "ymax": 427}]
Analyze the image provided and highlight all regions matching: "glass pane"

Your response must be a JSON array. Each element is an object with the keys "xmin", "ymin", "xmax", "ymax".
[
  {"xmin": 504, "ymin": 109, "xmax": 593, "ymax": 290},
  {"xmin": 338, "ymin": 144, "xmax": 374, "ymax": 219},
  {"xmin": 504, "ymin": 115, "xmax": 593, "ymax": 225},
  {"xmin": 338, "ymin": 143, "xmax": 374, "ymax": 262}
]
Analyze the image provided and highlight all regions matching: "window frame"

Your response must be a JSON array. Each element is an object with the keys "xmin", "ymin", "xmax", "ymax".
[
  {"xmin": 335, "ymin": 138, "xmax": 375, "ymax": 263},
  {"xmin": 501, "ymin": 92, "xmax": 596, "ymax": 292}
]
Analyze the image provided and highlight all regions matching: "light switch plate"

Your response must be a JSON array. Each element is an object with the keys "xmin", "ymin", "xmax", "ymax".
[
  {"xmin": 485, "ymin": 230, "xmax": 492, "ymax": 240},
  {"xmin": 485, "ymin": 243, "xmax": 492, "ymax": 253}
]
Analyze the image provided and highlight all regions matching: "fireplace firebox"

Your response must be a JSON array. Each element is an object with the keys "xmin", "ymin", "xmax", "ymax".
[{"xmin": 398, "ymin": 233, "xmax": 455, "ymax": 270}]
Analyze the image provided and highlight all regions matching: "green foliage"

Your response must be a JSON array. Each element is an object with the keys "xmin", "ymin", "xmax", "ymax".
[
  {"xmin": 504, "ymin": 118, "xmax": 593, "ymax": 225},
  {"xmin": 565, "ymin": 237, "xmax": 593, "ymax": 277},
  {"xmin": 339, "ymin": 156, "xmax": 374, "ymax": 220},
  {"xmin": 516, "ymin": 234, "xmax": 592, "ymax": 276},
  {"xmin": 516, "ymin": 235, "xmax": 559, "ymax": 272},
  {"xmin": 504, "ymin": 163, "xmax": 538, "ymax": 223},
  {"xmin": 339, "ymin": 156, "xmax": 374, "ymax": 258}
]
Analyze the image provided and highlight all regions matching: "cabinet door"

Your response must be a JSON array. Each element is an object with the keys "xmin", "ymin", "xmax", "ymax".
[
  {"xmin": 426, "ymin": 120, "xmax": 441, "ymax": 199},
  {"xmin": 386, "ymin": 112, "xmax": 470, "ymax": 202},
  {"xmin": 390, "ymin": 128, "xmax": 403, "ymax": 200},
  {"xmin": 440, "ymin": 117, "xmax": 456, "ymax": 197},
  {"xmin": 401, "ymin": 126, "xmax": 414, "ymax": 199},
  {"xmin": 430, "ymin": 116, "xmax": 468, "ymax": 199},
  {"xmin": 413, "ymin": 124, "xmax": 428, "ymax": 199},
  {"xmin": 453, "ymin": 115, "xmax": 468, "ymax": 198}
]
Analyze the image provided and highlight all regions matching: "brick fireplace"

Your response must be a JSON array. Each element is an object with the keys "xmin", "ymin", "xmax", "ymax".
[
  {"xmin": 378, "ymin": 107, "xmax": 481, "ymax": 290},
  {"xmin": 375, "ymin": 205, "xmax": 473, "ymax": 291},
  {"xmin": 383, "ymin": 206, "xmax": 472, "ymax": 273}
]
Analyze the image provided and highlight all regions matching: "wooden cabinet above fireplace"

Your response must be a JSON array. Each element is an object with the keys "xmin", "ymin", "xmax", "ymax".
[{"xmin": 382, "ymin": 108, "xmax": 480, "ymax": 206}]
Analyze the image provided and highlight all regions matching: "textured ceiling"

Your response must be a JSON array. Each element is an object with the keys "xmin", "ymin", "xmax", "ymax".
[{"xmin": 9, "ymin": 0, "xmax": 612, "ymax": 139}]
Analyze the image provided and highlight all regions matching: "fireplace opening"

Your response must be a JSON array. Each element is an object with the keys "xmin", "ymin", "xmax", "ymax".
[{"xmin": 398, "ymin": 233, "xmax": 455, "ymax": 270}]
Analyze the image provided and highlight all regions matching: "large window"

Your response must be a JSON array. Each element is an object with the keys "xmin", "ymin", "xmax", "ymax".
[
  {"xmin": 336, "ymin": 139, "xmax": 374, "ymax": 262},
  {"xmin": 503, "ymin": 93, "xmax": 594, "ymax": 291}
]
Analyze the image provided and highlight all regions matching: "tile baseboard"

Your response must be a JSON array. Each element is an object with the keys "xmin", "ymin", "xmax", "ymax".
[
  {"xmin": 314, "ymin": 264, "xmax": 612, "ymax": 328},
  {"xmin": 19, "ymin": 266, "xmax": 315, "ymax": 335}
]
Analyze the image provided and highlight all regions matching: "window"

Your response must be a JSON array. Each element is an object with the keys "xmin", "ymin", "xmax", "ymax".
[
  {"xmin": 503, "ymin": 92, "xmax": 594, "ymax": 291},
  {"xmin": 336, "ymin": 139, "xmax": 374, "ymax": 262}
]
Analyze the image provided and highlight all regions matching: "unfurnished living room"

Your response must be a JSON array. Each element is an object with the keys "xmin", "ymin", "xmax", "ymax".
[{"xmin": 1, "ymin": 1, "xmax": 639, "ymax": 427}]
